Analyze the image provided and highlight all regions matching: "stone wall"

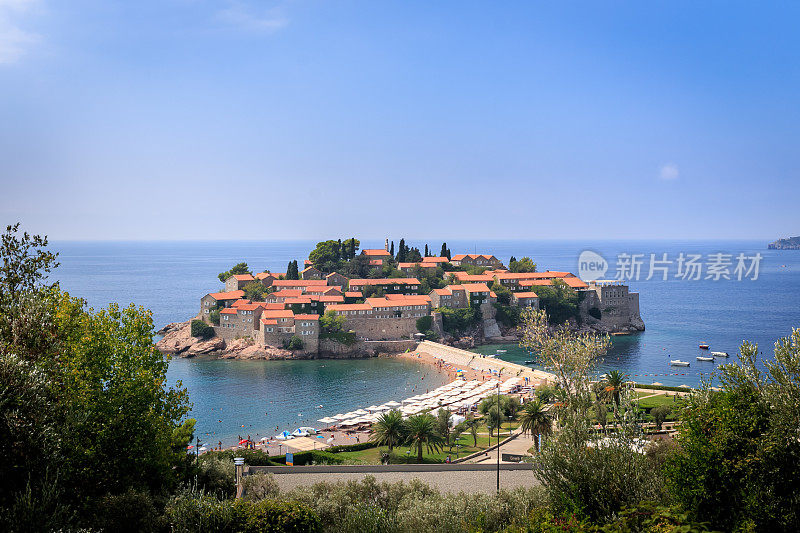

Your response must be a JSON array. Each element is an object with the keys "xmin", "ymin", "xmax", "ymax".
[{"xmin": 343, "ymin": 316, "xmax": 419, "ymax": 341}]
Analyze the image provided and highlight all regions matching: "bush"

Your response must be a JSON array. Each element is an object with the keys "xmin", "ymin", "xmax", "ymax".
[
  {"xmin": 416, "ymin": 315, "xmax": 433, "ymax": 333},
  {"xmin": 166, "ymin": 489, "xmax": 321, "ymax": 533},
  {"xmin": 241, "ymin": 474, "xmax": 280, "ymax": 501},
  {"xmin": 286, "ymin": 335, "xmax": 304, "ymax": 350},
  {"xmin": 91, "ymin": 487, "xmax": 161, "ymax": 533},
  {"xmin": 494, "ymin": 304, "xmax": 521, "ymax": 328},
  {"xmin": 191, "ymin": 319, "xmax": 215, "ymax": 339},
  {"xmin": 209, "ymin": 308, "xmax": 221, "ymax": 326},
  {"xmin": 196, "ymin": 454, "xmax": 236, "ymax": 497},
  {"xmin": 201, "ymin": 449, "xmax": 276, "ymax": 467},
  {"xmin": 438, "ymin": 306, "xmax": 481, "ymax": 334},
  {"xmin": 588, "ymin": 307, "xmax": 601, "ymax": 320}
]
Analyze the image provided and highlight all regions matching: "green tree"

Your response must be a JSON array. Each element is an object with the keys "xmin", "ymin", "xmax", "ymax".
[
  {"xmin": 416, "ymin": 315, "xmax": 433, "ymax": 333},
  {"xmin": 209, "ymin": 308, "xmax": 220, "ymax": 326},
  {"xmin": 440, "ymin": 243, "xmax": 451, "ymax": 260},
  {"xmin": 217, "ymin": 262, "xmax": 250, "ymax": 283},
  {"xmin": 509, "ymin": 256, "xmax": 537, "ymax": 273},
  {"xmin": 402, "ymin": 414, "xmax": 445, "ymax": 463},
  {"xmin": 533, "ymin": 279, "xmax": 579, "ymax": 325},
  {"xmin": 389, "ymin": 241, "xmax": 394, "ymax": 257},
  {"xmin": 371, "ymin": 410, "xmax": 404, "ymax": 452},
  {"xmin": 665, "ymin": 332, "xmax": 800, "ymax": 531},
  {"xmin": 242, "ymin": 280, "xmax": 267, "ymax": 301},
  {"xmin": 191, "ymin": 319, "xmax": 214, "ymax": 339},
  {"xmin": 519, "ymin": 400, "xmax": 553, "ymax": 452},
  {"xmin": 396, "ymin": 238, "xmax": 406, "ymax": 262},
  {"xmin": 286, "ymin": 260, "xmax": 300, "ymax": 280},
  {"xmin": 309, "ymin": 241, "xmax": 342, "ymax": 273},
  {"xmin": 459, "ymin": 414, "xmax": 481, "ymax": 447},
  {"xmin": 436, "ymin": 408, "xmax": 453, "ymax": 446},
  {"xmin": 650, "ymin": 405, "xmax": 671, "ymax": 431},
  {"xmin": 601, "ymin": 370, "xmax": 627, "ymax": 408},
  {"xmin": 485, "ymin": 405, "xmax": 504, "ymax": 438}
]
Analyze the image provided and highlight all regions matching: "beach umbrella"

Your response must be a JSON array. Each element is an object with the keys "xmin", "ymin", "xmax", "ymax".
[
  {"xmin": 353, "ymin": 409, "xmax": 369, "ymax": 415},
  {"xmin": 318, "ymin": 416, "xmax": 336, "ymax": 425},
  {"xmin": 384, "ymin": 400, "xmax": 401, "ymax": 407}
]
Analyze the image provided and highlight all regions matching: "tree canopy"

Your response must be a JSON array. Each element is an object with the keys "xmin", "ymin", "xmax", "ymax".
[{"xmin": 217, "ymin": 262, "xmax": 250, "ymax": 283}]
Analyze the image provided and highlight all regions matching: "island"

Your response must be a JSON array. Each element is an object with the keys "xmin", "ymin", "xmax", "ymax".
[
  {"xmin": 768, "ymin": 236, "xmax": 800, "ymax": 250},
  {"xmin": 156, "ymin": 238, "xmax": 645, "ymax": 359}
]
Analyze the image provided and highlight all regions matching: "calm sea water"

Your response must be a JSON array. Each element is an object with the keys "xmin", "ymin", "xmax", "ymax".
[{"xmin": 51, "ymin": 239, "xmax": 800, "ymax": 444}]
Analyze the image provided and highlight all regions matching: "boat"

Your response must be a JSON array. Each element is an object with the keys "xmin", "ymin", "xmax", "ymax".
[
  {"xmin": 696, "ymin": 356, "xmax": 714, "ymax": 362},
  {"xmin": 496, "ymin": 349, "xmax": 507, "ymax": 353},
  {"xmin": 485, "ymin": 353, "xmax": 497, "ymax": 358},
  {"xmin": 699, "ymin": 343, "xmax": 710, "ymax": 350},
  {"xmin": 711, "ymin": 351, "xmax": 729, "ymax": 358},
  {"xmin": 523, "ymin": 360, "xmax": 535, "ymax": 365},
  {"xmin": 670, "ymin": 360, "xmax": 690, "ymax": 367}
]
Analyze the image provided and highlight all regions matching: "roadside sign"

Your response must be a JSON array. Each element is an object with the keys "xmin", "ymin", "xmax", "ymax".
[{"xmin": 285, "ymin": 452, "xmax": 293, "ymax": 466}]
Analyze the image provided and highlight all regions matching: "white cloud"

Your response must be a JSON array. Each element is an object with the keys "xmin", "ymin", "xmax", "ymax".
[
  {"xmin": 217, "ymin": 1, "xmax": 288, "ymax": 32},
  {"xmin": 0, "ymin": 0, "xmax": 41, "ymax": 65},
  {"xmin": 659, "ymin": 163, "xmax": 679, "ymax": 181}
]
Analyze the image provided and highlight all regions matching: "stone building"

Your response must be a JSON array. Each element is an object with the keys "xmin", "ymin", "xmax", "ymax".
[
  {"xmin": 327, "ymin": 294, "xmax": 430, "ymax": 341},
  {"xmin": 511, "ymin": 291, "xmax": 540, "ymax": 309},
  {"xmin": 347, "ymin": 278, "xmax": 421, "ymax": 294},
  {"xmin": 199, "ymin": 290, "xmax": 245, "ymax": 321},
  {"xmin": 450, "ymin": 254, "xmax": 504, "ymax": 269},
  {"xmin": 325, "ymin": 272, "xmax": 348, "ymax": 288},
  {"xmin": 224, "ymin": 274, "xmax": 255, "ymax": 292},
  {"xmin": 300, "ymin": 266, "xmax": 322, "ymax": 280},
  {"xmin": 580, "ymin": 280, "xmax": 644, "ymax": 331}
]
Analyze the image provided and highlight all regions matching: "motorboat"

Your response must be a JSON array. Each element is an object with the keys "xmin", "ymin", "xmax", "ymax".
[
  {"xmin": 711, "ymin": 351, "xmax": 729, "ymax": 358},
  {"xmin": 670, "ymin": 360, "xmax": 690, "ymax": 367},
  {"xmin": 699, "ymin": 343, "xmax": 710, "ymax": 350},
  {"xmin": 696, "ymin": 356, "xmax": 714, "ymax": 362}
]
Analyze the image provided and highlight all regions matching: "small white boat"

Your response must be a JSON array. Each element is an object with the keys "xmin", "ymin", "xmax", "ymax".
[
  {"xmin": 670, "ymin": 360, "xmax": 690, "ymax": 367},
  {"xmin": 696, "ymin": 356, "xmax": 714, "ymax": 362},
  {"xmin": 711, "ymin": 351, "xmax": 729, "ymax": 358},
  {"xmin": 496, "ymin": 349, "xmax": 507, "ymax": 353},
  {"xmin": 485, "ymin": 353, "xmax": 497, "ymax": 358}
]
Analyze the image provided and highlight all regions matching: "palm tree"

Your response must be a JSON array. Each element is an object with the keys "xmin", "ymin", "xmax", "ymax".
[
  {"xmin": 518, "ymin": 399, "xmax": 553, "ymax": 452},
  {"xmin": 370, "ymin": 410, "xmax": 404, "ymax": 452},
  {"xmin": 602, "ymin": 370, "xmax": 627, "ymax": 408},
  {"xmin": 461, "ymin": 414, "xmax": 481, "ymax": 447},
  {"xmin": 402, "ymin": 413, "xmax": 445, "ymax": 463}
]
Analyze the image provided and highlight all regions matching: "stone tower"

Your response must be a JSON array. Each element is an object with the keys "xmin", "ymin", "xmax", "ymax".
[{"xmin": 385, "ymin": 238, "xmax": 389, "ymax": 252}]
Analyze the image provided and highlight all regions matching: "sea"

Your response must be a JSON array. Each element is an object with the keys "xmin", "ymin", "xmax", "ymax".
[{"xmin": 51, "ymin": 239, "xmax": 800, "ymax": 445}]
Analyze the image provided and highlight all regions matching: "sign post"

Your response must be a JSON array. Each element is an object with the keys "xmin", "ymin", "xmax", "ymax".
[{"xmin": 285, "ymin": 452, "xmax": 294, "ymax": 466}]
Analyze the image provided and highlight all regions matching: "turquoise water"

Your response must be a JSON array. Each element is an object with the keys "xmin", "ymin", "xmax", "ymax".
[{"xmin": 50, "ymin": 239, "xmax": 800, "ymax": 443}]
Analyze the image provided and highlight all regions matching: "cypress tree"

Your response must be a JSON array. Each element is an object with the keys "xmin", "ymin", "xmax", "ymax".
[
  {"xmin": 337, "ymin": 239, "xmax": 342, "ymax": 261},
  {"xmin": 390, "ymin": 241, "xmax": 395, "ymax": 257},
  {"xmin": 397, "ymin": 238, "xmax": 406, "ymax": 262},
  {"xmin": 440, "ymin": 243, "xmax": 447, "ymax": 258},
  {"xmin": 424, "ymin": 244, "xmax": 429, "ymax": 257}
]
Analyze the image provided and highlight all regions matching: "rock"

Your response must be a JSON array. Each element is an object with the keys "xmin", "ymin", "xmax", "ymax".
[{"xmin": 185, "ymin": 336, "xmax": 225, "ymax": 355}]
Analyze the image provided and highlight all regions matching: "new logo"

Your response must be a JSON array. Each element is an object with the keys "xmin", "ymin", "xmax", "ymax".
[{"xmin": 578, "ymin": 250, "xmax": 608, "ymax": 281}]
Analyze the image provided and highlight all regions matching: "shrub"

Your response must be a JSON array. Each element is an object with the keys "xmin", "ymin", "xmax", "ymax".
[
  {"xmin": 416, "ymin": 315, "xmax": 433, "ymax": 333},
  {"xmin": 166, "ymin": 489, "xmax": 321, "ymax": 533},
  {"xmin": 196, "ymin": 454, "xmax": 236, "ymax": 497},
  {"xmin": 241, "ymin": 474, "xmax": 280, "ymax": 501},
  {"xmin": 209, "ymin": 308, "xmax": 220, "ymax": 325},
  {"xmin": 286, "ymin": 335, "xmax": 304, "ymax": 350},
  {"xmin": 587, "ymin": 307, "xmax": 601, "ymax": 320},
  {"xmin": 438, "ymin": 306, "xmax": 481, "ymax": 334},
  {"xmin": 91, "ymin": 487, "xmax": 161, "ymax": 533},
  {"xmin": 494, "ymin": 304, "xmax": 521, "ymax": 328},
  {"xmin": 191, "ymin": 319, "xmax": 215, "ymax": 339}
]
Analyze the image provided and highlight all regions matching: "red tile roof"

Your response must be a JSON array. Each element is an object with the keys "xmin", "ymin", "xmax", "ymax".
[
  {"xmin": 421, "ymin": 256, "xmax": 449, "ymax": 263},
  {"xmin": 231, "ymin": 274, "xmax": 255, "ymax": 281},
  {"xmin": 255, "ymin": 272, "xmax": 274, "ymax": 280},
  {"xmin": 451, "ymin": 254, "xmax": 497, "ymax": 261},
  {"xmin": 269, "ymin": 289, "xmax": 304, "ymax": 298},
  {"xmin": 261, "ymin": 318, "xmax": 278, "ymax": 325},
  {"xmin": 301, "ymin": 266, "xmax": 319, "ymax": 273},
  {"xmin": 452, "ymin": 272, "xmax": 494, "ymax": 282},
  {"xmin": 384, "ymin": 293, "xmax": 431, "ymax": 302},
  {"xmin": 231, "ymin": 299, "xmax": 252, "ymax": 307},
  {"xmin": 237, "ymin": 303, "xmax": 264, "ymax": 311},
  {"xmin": 317, "ymin": 295, "xmax": 344, "ymax": 303},
  {"xmin": 256, "ymin": 302, "xmax": 286, "ymax": 310},
  {"xmin": 348, "ymin": 278, "xmax": 421, "ymax": 286},
  {"xmin": 285, "ymin": 297, "xmax": 312, "ymax": 304},
  {"xmin": 562, "ymin": 277, "xmax": 588, "ymax": 289},
  {"xmin": 345, "ymin": 291, "xmax": 363, "ymax": 298},
  {"xmin": 458, "ymin": 283, "xmax": 492, "ymax": 293},
  {"xmin": 513, "ymin": 291, "xmax": 539, "ymax": 299},
  {"xmin": 362, "ymin": 249, "xmax": 391, "ymax": 256},
  {"xmin": 432, "ymin": 288, "xmax": 451, "ymax": 296},
  {"xmin": 328, "ymin": 303, "xmax": 372, "ymax": 311},
  {"xmin": 366, "ymin": 297, "xmax": 430, "ymax": 309},
  {"xmin": 262, "ymin": 309, "xmax": 294, "ymax": 319},
  {"xmin": 208, "ymin": 290, "xmax": 245, "ymax": 301},
  {"xmin": 271, "ymin": 279, "xmax": 328, "ymax": 287},
  {"xmin": 294, "ymin": 314, "xmax": 320, "ymax": 320},
  {"xmin": 369, "ymin": 259, "xmax": 383, "ymax": 266},
  {"xmin": 220, "ymin": 308, "xmax": 238, "ymax": 315}
]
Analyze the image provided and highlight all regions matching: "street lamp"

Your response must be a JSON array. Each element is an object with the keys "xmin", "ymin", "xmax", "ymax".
[
  {"xmin": 234, "ymin": 456, "xmax": 245, "ymax": 490},
  {"xmin": 496, "ymin": 383, "xmax": 500, "ymax": 493}
]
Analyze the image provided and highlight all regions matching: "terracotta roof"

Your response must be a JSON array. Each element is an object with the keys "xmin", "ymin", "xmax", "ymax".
[
  {"xmin": 231, "ymin": 274, "xmax": 255, "ymax": 281},
  {"xmin": 452, "ymin": 272, "xmax": 494, "ymax": 282},
  {"xmin": 444, "ymin": 285, "xmax": 466, "ymax": 292},
  {"xmin": 231, "ymin": 299, "xmax": 252, "ymax": 307},
  {"xmin": 519, "ymin": 279, "xmax": 555, "ymax": 287},
  {"xmin": 261, "ymin": 318, "xmax": 278, "ymax": 325},
  {"xmin": 207, "ymin": 290, "xmax": 245, "ymax": 301},
  {"xmin": 458, "ymin": 283, "xmax": 492, "ymax": 293},
  {"xmin": 369, "ymin": 259, "xmax": 383, "ymax": 266},
  {"xmin": 494, "ymin": 271, "xmax": 572, "ymax": 281},
  {"xmin": 398, "ymin": 262, "xmax": 437, "ymax": 269},
  {"xmin": 421, "ymin": 256, "xmax": 449, "ymax": 263},
  {"xmin": 271, "ymin": 279, "xmax": 328, "ymax": 287},
  {"xmin": 301, "ymin": 266, "xmax": 319, "ymax": 273},
  {"xmin": 432, "ymin": 288, "xmax": 452, "ymax": 296},
  {"xmin": 317, "ymin": 295, "xmax": 344, "ymax": 303},
  {"xmin": 513, "ymin": 291, "xmax": 539, "ymax": 299},
  {"xmin": 345, "ymin": 291, "xmax": 363, "ymax": 298},
  {"xmin": 285, "ymin": 297, "xmax": 312, "ymax": 304},
  {"xmin": 562, "ymin": 277, "xmax": 588, "ymax": 289},
  {"xmin": 362, "ymin": 249, "xmax": 392, "ymax": 256},
  {"xmin": 451, "ymin": 254, "xmax": 497, "ymax": 261},
  {"xmin": 220, "ymin": 308, "xmax": 238, "ymax": 315},
  {"xmin": 328, "ymin": 303, "xmax": 372, "ymax": 311},
  {"xmin": 237, "ymin": 303, "xmax": 263, "ymax": 311},
  {"xmin": 489, "ymin": 291, "xmax": 497, "ymax": 298},
  {"xmin": 326, "ymin": 272, "xmax": 345, "ymax": 278},
  {"xmin": 262, "ymin": 309, "xmax": 294, "ymax": 319},
  {"xmin": 384, "ymin": 293, "xmax": 431, "ymax": 302},
  {"xmin": 255, "ymin": 272, "xmax": 275, "ymax": 280},
  {"xmin": 304, "ymin": 260, "xmax": 313, "ymax": 265},
  {"xmin": 323, "ymin": 287, "xmax": 342, "ymax": 295},
  {"xmin": 269, "ymin": 289, "xmax": 304, "ymax": 298},
  {"xmin": 256, "ymin": 302, "xmax": 286, "ymax": 310},
  {"xmin": 294, "ymin": 314, "xmax": 320, "ymax": 320},
  {"xmin": 367, "ymin": 296, "xmax": 431, "ymax": 308},
  {"xmin": 348, "ymin": 278, "xmax": 421, "ymax": 286}
]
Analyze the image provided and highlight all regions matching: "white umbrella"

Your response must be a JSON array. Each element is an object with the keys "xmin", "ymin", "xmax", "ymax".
[
  {"xmin": 366, "ymin": 405, "xmax": 382, "ymax": 412},
  {"xmin": 352, "ymin": 409, "xmax": 369, "ymax": 415},
  {"xmin": 318, "ymin": 417, "xmax": 337, "ymax": 424},
  {"xmin": 384, "ymin": 401, "xmax": 402, "ymax": 407}
]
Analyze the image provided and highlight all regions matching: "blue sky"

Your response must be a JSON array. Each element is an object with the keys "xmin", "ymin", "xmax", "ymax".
[{"xmin": 1, "ymin": 1, "xmax": 798, "ymax": 240}]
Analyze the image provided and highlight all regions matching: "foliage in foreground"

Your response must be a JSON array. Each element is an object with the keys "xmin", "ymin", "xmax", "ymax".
[{"xmin": 665, "ymin": 330, "xmax": 800, "ymax": 532}]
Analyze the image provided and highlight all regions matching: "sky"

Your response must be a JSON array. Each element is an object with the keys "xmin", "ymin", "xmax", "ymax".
[{"xmin": 1, "ymin": 1, "xmax": 798, "ymax": 241}]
